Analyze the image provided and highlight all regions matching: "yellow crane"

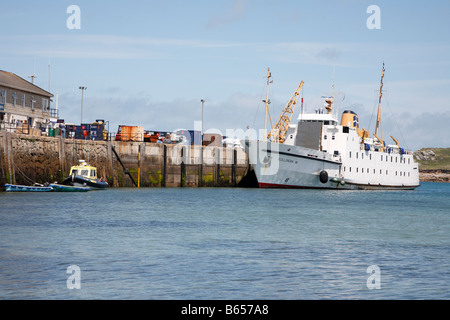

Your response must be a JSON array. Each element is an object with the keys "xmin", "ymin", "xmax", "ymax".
[
  {"xmin": 390, "ymin": 135, "xmax": 400, "ymax": 148},
  {"xmin": 267, "ymin": 81, "xmax": 304, "ymax": 143}
]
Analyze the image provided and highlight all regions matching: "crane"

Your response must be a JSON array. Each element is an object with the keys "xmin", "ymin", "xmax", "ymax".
[
  {"xmin": 390, "ymin": 135, "xmax": 400, "ymax": 148},
  {"xmin": 267, "ymin": 81, "xmax": 304, "ymax": 143}
]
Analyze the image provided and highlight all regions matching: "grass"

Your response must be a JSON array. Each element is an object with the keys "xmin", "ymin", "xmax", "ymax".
[{"xmin": 415, "ymin": 148, "xmax": 450, "ymax": 170}]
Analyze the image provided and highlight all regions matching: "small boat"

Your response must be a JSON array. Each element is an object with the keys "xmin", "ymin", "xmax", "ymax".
[
  {"xmin": 62, "ymin": 160, "xmax": 108, "ymax": 190},
  {"xmin": 49, "ymin": 183, "xmax": 91, "ymax": 192},
  {"xmin": 5, "ymin": 183, "xmax": 53, "ymax": 192}
]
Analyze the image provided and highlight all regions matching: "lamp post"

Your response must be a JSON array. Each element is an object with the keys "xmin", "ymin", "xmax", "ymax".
[
  {"xmin": 201, "ymin": 99, "xmax": 205, "ymax": 136},
  {"xmin": 79, "ymin": 86, "xmax": 87, "ymax": 124}
]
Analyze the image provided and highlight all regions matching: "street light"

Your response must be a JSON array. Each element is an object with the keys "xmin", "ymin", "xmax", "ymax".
[
  {"xmin": 201, "ymin": 99, "xmax": 205, "ymax": 136},
  {"xmin": 79, "ymin": 86, "xmax": 87, "ymax": 124}
]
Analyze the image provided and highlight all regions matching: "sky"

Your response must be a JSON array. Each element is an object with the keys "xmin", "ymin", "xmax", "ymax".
[{"xmin": 1, "ymin": 0, "xmax": 449, "ymax": 150}]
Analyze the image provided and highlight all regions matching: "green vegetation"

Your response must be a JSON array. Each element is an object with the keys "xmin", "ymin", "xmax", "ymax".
[{"xmin": 414, "ymin": 148, "xmax": 450, "ymax": 170}]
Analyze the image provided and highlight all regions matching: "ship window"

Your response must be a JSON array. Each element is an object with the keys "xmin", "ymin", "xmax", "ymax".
[
  {"xmin": 381, "ymin": 155, "xmax": 383, "ymax": 161},
  {"xmin": 395, "ymin": 157, "xmax": 397, "ymax": 163},
  {"xmin": 367, "ymin": 168, "xmax": 369, "ymax": 173},
  {"xmin": 386, "ymin": 170, "xmax": 388, "ymax": 175},
  {"xmin": 334, "ymin": 151, "xmax": 339, "ymax": 156},
  {"xmin": 349, "ymin": 151, "xmax": 351, "ymax": 158},
  {"xmin": 370, "ymin": 154, "xmax": 372, "ymax": 160},
  {"xmin": 81, "ymin": 169, "xmax": 89, "ymax": 176},
  {"xmin": 408, "ymin": 158, "xmax": 410, "ymax": 164},
  {"xmin": 362, "ymin": 153, "xmax": 364, "ymax": 159},
  {"xmin": 71, "ymin": 169, "xmax": 78, "ymax": 175},
  {"xmin": 91, "ymin": 170, "xmax": 96, "ymax": 177},
  {"xmin": 408, "ymin": 172, "xmax": 410, "ymax": 177},
  {"xmin": 349, "ymin": 167, "xmax": 351, "ymax": 172},
  {"xmin": 324, "ymin": 135, "xmax": 327, "ymax": 140},
  {"xmin": 373, "ymin": 169, "xmax": 375, "ymax": 174},
  {"xmin": 356, "ymin": 168, "xmax": 358, "ymax": 173},
  {"xmin": 356, "ymin": 153, "xmax": 358, "ymax": 159},
  {"xmin": 332, "ymin": 135, "xmax": 335, "ymax": 140},
  {"xmin": 391, "ymin": 156, "xmax": 393, "ymax": 162}
]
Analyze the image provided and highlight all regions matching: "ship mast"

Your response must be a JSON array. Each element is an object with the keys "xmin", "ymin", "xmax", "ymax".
[
  {"xmin": 262, "ymin": 68, "xmax": 274, "ymax": 141},
  {"xmin": 375, "ymin": 62, "xmax": 385, "ymax": 143}
]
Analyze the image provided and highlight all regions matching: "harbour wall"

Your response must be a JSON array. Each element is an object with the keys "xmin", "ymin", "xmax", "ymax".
[{"xmin": 0, "ymin": 132, "xmax": 252, "ymax": 190}]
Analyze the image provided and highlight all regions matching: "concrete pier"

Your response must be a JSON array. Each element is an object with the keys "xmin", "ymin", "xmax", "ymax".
[{"xmin": 0, "ymin": 132, "xmax": 251, "ymax": 190}]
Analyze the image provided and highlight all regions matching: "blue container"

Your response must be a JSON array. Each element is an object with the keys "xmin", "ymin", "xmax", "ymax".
[{"xmin": 189, "ymin": 130, "xmax": 202, "ymax": 145}]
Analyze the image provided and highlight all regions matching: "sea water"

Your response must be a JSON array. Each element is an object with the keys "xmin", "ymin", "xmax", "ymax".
[{"xmin": 0, "ymin": 182, "xmax": 449, "ymax": 299}]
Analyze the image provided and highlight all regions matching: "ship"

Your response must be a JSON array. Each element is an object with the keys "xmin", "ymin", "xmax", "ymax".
[
  {"xmin": 243, "ymin": 64, "xmax": 420, "ymax": 190},
  {"xmin": 62, "ymin": 160, "xmax": 108, "ymax": 190}
]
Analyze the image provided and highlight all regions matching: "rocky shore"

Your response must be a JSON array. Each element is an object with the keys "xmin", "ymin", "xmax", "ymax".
[
  {"xmin": 419, "ymin": 170, "xmax": 450, "ymax": 183},
  {"xmin": 414, "ymin": 148, "xmax": 449, "ymax": 183}
]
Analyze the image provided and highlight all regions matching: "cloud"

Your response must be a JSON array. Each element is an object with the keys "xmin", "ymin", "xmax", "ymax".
[
  {"xmin": 391, "ymin": 111, "xmax": 450, "ymax": 150},
  {"xmin": 0, "ymin": 34, "xmax": 251, "ymax": 60},
  {"xmin": 206, "ymin": 0, "xmax": 249, "ymax": 29}
]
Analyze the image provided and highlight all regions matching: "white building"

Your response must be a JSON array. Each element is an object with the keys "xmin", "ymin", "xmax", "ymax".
[{"xmin": 0, "ymin": 70, "xmax": 57, "ymax": 134}]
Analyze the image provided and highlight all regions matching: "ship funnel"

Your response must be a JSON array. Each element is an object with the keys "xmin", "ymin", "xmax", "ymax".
[{"xmin": 340, "ymin": 110, "xmax": 359, "ymax": 128}]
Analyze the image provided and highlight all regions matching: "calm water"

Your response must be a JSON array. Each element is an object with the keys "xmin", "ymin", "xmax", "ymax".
[{"xmin": 0, "ymin": 182, "xmax": 449, "ymax": 300}]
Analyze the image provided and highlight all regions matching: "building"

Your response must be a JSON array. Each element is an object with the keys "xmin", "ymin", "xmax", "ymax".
[{"xmin": 0, "ymin": 70, "xmax": 57, "ymax": 134}]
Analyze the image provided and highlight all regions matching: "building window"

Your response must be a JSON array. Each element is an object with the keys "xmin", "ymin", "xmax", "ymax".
[
  {"xmin": 42, "ymin": 98, "xmax": 48, "ymax": 111},
  {"xmin": 0, "ymin": 90, "xmax": 5, "ymax": 104},
  {"xmin": 12, "ymin": 93, "xmax": 17, "ymax": 106},
  {"xmin": 332, "ymin": 135, "xmax": 335, "ymax": 140},
  {"xmin": 324, "ymin": 135, "xmax": 327, "ymax": 140},
  {"xmin": 21, "ymin": 94, "xmax": 25, "ymax": 107},
  {"xmin": 31, "ymin": 96, "xmax": 36, "ymax": 109}
]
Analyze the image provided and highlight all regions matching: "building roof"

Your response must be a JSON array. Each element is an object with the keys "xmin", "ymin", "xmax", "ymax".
[{"xmin": 0, "ymin": 70, "xmax": 53, "ymax": 97}]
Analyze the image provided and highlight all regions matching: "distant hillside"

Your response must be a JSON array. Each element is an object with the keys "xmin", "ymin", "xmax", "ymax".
[
  {"xmin": 414, "ymin": 148, "xmax": 450, "ymax": 182},
  {"xmin": 414, "ymin": 148, "xmax": 450, "ymax": 170}
]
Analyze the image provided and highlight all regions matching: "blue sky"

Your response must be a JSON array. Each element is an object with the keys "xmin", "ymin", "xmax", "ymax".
[{"xmin": 1, "ymin": 0, "xmax": 449, "ymax": 150}]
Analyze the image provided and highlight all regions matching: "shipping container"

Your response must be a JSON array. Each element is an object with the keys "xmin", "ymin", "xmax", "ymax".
[
  {"xmin": 115, "ymin": 125, "xmax": 144, "ymax": 141},
  {"xmin": 175, "ymin": 130, "xmax": 202, "ymax": 145}
]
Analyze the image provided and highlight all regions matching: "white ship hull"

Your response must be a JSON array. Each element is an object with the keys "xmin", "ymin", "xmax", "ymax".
[
  {"xmin": 244, "ymin": 139, "xmax": 420, "ymax": 190},
  {"xmin": 245, "ymin": 140, "xmax": 344, "ymax": 189}
]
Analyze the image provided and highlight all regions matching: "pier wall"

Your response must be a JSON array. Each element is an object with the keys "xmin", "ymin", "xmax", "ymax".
[{"xmin": 0, "ymin": 132, "xmax": 250, "ymax": 190}]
